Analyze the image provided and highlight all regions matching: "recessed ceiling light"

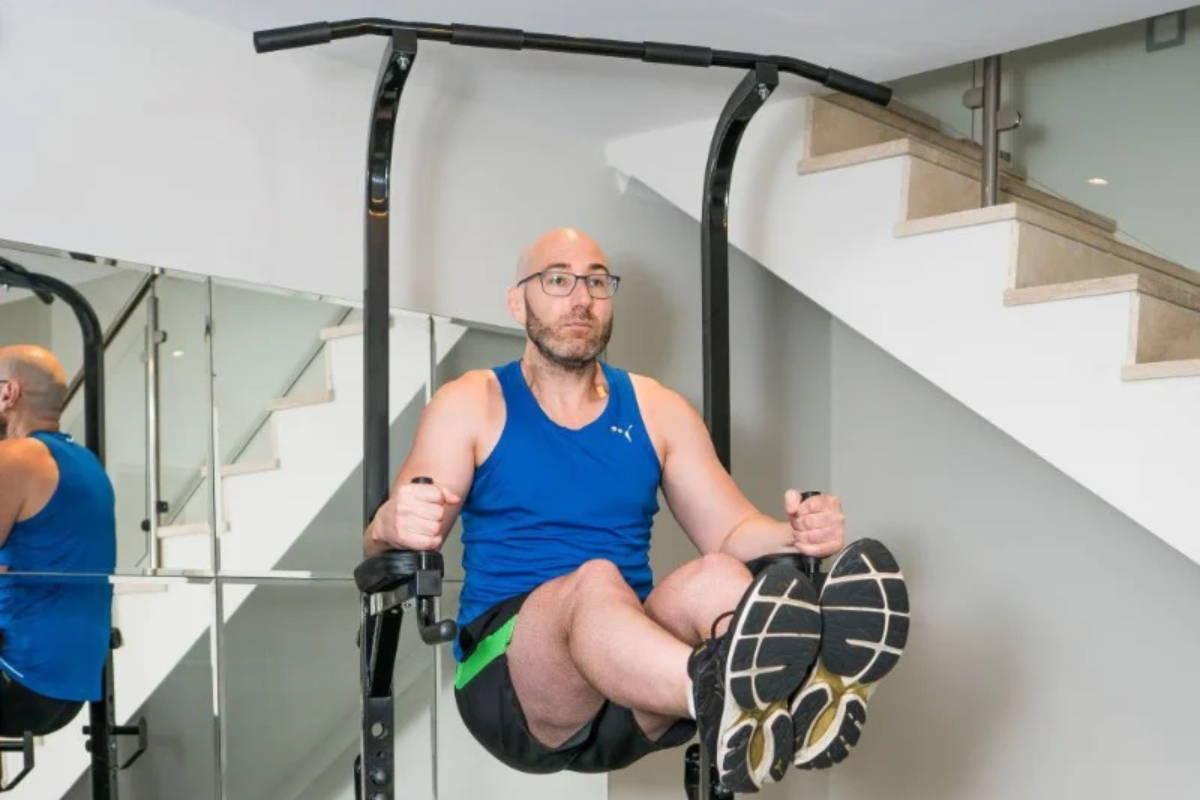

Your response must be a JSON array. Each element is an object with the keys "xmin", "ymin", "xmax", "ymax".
[
  {"xmin": 1087, "ymin": 177, "xmax": 1108, "ymax": 186},
  {"xmin": 171, "ymin": 350, "xmax": 184, "ymax": 358}
]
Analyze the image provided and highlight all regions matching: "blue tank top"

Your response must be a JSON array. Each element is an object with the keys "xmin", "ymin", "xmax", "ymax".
[
  {"xmin": 455, "ymin": 360, "xmax": 661, "ymax": 660},
  {"xmin": 0, "ymin": 431, "xmax": 115, "ymax": 701}
]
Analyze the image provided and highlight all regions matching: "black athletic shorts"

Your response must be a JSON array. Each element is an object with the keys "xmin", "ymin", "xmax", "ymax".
[
  {"xmin": 453, "ymin": 592, "xmax": 697, "ymax": 774},
  {"xmin": 0, "ymin": 670, "xmax": 84, "ymax": 738}
]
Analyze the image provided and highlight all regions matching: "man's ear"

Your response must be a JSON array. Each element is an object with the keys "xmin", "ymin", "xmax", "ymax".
[
  {"xmin": 507, "ymin": 287, "xmax": 527, "ymax": 326},
  {"xmin": 0, "ymin": 380, "xmax": 18, "ymax": 411}
]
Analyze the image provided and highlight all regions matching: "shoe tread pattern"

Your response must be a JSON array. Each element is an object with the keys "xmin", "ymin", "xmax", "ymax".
[
  {"xmin": 702, "ymin": 564, "xmax": 822, "ymax": 793},
  {"xmin": 791, "ymin": 539, "xmax": 909, "ymax": 771},
  {"xmin": 819, "ymin": 539, "xmax": 908, "ymax": 685},
  {"xmin": 729, "ymin": 566, "xmax": 822, "ymax": 710}
]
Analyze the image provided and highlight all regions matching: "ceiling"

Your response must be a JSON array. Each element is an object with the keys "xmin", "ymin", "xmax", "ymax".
[{"xmin": 162, "ymin": 0, "xmax": 1187, "ymax": 139}]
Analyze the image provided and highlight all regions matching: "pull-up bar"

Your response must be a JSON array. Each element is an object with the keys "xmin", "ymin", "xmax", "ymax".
[
  {"xmin": 253, "ymin": 18, "xmax": 888, "ymax": 799},
  {"xmin": 253, "ymin": 18, "xmax": 892, "ymax": 107}
]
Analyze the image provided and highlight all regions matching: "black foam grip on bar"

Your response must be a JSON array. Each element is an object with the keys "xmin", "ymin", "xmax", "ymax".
[
  {"xmin": 253, "ymin": 22, "xmax": 334, "ymax": 53},
  {"xmin": 824, "ymin": 68, "xmax": 892, "ymax": 106},
  {"xmin": 451, "ymin": 23, "xmax": 525, "ymax": 49},
  {"xmin": 644, "ymin": 41, "xmax": 713, "ymax": 67}
]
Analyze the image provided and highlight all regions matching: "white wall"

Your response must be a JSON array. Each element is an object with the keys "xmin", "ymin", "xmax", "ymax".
[
  {"xmin": 825, "ymin": 319, "xmax": 1200, "ymax": 799},
  {"xmin": 891, "ymin": 9, "xmax": 1200, "ymax": 270},
  {"xmin": 1, "ymin": 0, "xmax": 364, "ymax": 303}
]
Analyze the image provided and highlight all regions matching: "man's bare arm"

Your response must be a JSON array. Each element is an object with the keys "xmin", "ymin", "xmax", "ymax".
[
  {"xmin": 362, "ymin": 372, "xmax": 485, "ymax": 556},
  {"xmin": 654, "ymin": 384, "xmax": 844, "ymax": 560},
  {"xmin": 0, "ymin": 441, "xmax": 33, "ymax": 548}
]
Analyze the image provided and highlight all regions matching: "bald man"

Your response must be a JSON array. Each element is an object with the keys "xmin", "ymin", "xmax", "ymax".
[
  {"xmin": 0, "ymin": 346, "xmax": 116, "ymax": 736},
  {"xmin": 364, "ymin": 229, "xmax": 907, "ymax": 791}
]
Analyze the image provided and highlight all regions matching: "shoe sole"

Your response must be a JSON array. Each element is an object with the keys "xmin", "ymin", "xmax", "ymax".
[
  {"xmin": 792, "ymin": 539, "xmax": 909, "ymax": 770},
  {"xmin": 716, "ymin": 564, "xmax": 822, "ymax": 792}
]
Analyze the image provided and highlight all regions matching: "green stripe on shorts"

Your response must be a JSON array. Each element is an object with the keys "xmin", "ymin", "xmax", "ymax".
[{"xmin": 455, "ymin": 614, "xmax": 518, "ymax": 690}]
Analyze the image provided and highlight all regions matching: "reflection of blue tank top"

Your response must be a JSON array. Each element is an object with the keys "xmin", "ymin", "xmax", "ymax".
[
  {"xmin": 455, "ymin": 361, "xmax": 661, "ymax": 660},
  {"xmin": 0, "ymin": 431, "xmax": 115, "ymax": 700}
]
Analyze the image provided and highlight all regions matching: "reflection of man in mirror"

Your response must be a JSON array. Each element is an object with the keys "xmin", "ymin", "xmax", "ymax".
[{"xmin": 0, "ymin": 345, "xmax": 115, "ymax": 736}]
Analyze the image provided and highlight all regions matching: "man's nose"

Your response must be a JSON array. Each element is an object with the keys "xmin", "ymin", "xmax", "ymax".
[{"xmin": 568, "ymin": 277, "xmax": 594, "ymax": 306}]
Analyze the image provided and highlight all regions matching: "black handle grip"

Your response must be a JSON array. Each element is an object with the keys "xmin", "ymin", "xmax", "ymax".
[
  {"xmin": 799, "ymin": 490, "xmax": 822, "ymax": 581},
  {"xmin": 744, "ymin": 489, "xmax": 827, "ymax": 588},
  {"xmin": 411, "ymin": 477, "xmax": 457, "ymax": 644},
  {"xmin": 450, "ymin": 23, "xmax": 525, "ymax": 49},
  {"xmin": 253, "ymin": 22, "xmax": 334, "ymax": 53},
  {"xmin": 824, "ymin": 68, "xmax": 892, "ymax": 107},
  {"xmin": 418, "ymin": 598, "xmax": 458, "ymax": 644}
]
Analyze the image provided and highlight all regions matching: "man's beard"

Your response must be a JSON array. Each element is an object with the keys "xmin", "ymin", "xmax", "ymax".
[
  {"xmin": 0, "ymin": 414, "xmax": 7, "ymax": 440},
  {"xmin": 525, "ymin": 303, "xmax": 613, "ymax": 373}
]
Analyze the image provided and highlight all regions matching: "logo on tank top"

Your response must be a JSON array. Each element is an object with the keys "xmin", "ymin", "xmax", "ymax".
[{"xmin": 610, "ymin": 424, "xmax": 634, "ymax": 443}]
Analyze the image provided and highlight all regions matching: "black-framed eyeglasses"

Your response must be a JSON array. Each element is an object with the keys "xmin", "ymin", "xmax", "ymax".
[{"xmin": 516, "ymin": 270, "xmax": 621, "ymax": 299}]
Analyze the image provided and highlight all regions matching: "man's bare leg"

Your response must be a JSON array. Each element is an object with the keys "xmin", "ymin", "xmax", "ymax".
[
  {"xmin": 506, "ymin": 554, "xmax": 753, "ymax": 748},
  {"xmin": 643, "ymin": 552, "xmax": 754, "ymax": 645},
  {"xmin": 635, "ymin": 554, "xmax": 755, "ymax": 735}
]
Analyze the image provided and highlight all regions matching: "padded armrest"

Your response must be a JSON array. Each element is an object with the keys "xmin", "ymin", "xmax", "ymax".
[
  {"xmin": 354, "ymin": 550, "xmax": 444, "ymax": 595},
  {"xmin": 356, "ymin": 549, "xmax": 456, "ymax": 644}
]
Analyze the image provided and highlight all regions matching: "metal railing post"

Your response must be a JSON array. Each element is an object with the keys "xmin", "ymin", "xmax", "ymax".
[
  {"xmin": 143, "ymin": 282, "xmax": 165, "ymax": 570},
  {"xmin": 980, "ymin": 55, "xmax": 1001, "ymax": 207}
]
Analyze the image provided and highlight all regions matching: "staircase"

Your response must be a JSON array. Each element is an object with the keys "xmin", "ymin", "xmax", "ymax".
[
  {"xmin": 11, "ymin": 315, "xmax": 466, "ymax": 799},
  {"xmin": 606, "ymin": 93, "xmax": 1200, "ymax": 565}
]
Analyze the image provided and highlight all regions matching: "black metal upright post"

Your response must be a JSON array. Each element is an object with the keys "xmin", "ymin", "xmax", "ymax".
[
  {"xmin": 360, "ymin": 29, "xmax": 419, "ymax": 800},
  {"xmin": 73, "ymin": 289, "xmax": 116, "ymax": 800},
  {"xmin": 0, "ymin": 259, "xmax": 116, "ymax": 798},
  {"xmin": 688, "ymin": 64, "xmax": 779, "ymax": 800},
  {"xmin": 700, "ymin": 63, "xmax": 778, "ymax": 472}
]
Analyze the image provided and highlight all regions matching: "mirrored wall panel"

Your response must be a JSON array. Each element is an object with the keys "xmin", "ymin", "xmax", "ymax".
[
  {"xmin": 216, "ymin": 577, "xmax": 437, "ymax": 800},
  {"xmin": 0, "ymin": 235, "xmax": 527, "ymax": 799},
  {"xmin": 0, "ymin": 576, "xmax": 220, "ymax": 800}
]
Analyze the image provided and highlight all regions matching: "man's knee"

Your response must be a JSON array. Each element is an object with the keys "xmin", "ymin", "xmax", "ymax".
[
  {"xmin": 559, "ymin": 559, "xmax": 637, "ymax": 618},
  {"xmin": 571, "ymin": 558, "xmax": 627, "ymax": 590},
  {"xmin": 691, "ymin": 552, "xmax": 751, "ymax": 584},
  {"xmin": 643, "ymin": 553, "xmax": 751, "ymax": 641}
]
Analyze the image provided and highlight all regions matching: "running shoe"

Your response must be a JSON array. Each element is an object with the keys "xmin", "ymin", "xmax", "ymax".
[
  {"xmin": 689, "ymin": 563, "xmax": 822, "ymax": 791},
  {"xmin": 791, "ymin": 539, "xmax": 910, "ymax": 770}
]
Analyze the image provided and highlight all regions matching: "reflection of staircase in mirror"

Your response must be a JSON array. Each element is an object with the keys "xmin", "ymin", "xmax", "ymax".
[
  {"xmin": 16, "ymin": 317, "xmax": 466, "ymax": 799},
  {"xmin": 158, "ymin": 315, "xmax": 459, "ymax": 574}
]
